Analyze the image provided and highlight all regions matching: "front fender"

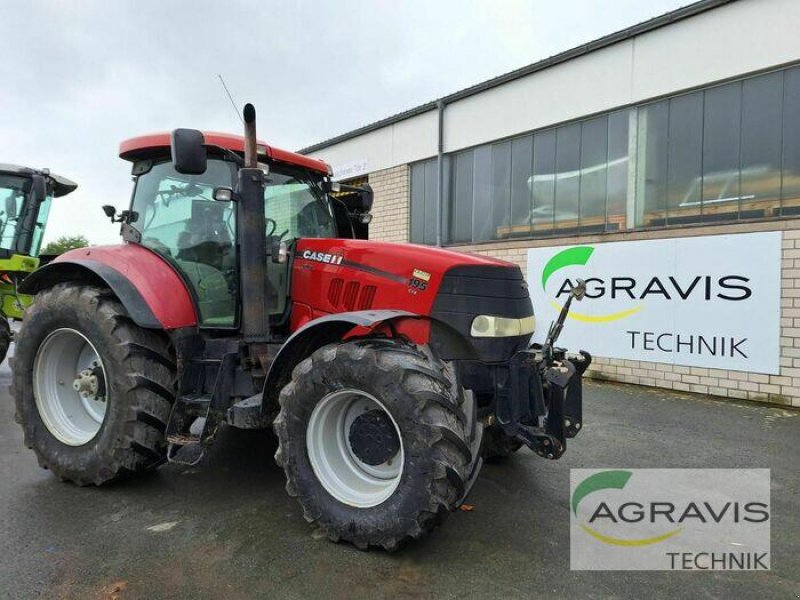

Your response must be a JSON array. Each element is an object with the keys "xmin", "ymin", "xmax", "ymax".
[{"xmin": 262, "ymin": 310, "xmax": 417, "ymax": 410}]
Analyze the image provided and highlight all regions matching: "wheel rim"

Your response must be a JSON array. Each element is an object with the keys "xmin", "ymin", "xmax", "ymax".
[
  {"xmin": 306, "ymin": 389, "xmax": 404, "ymax": 508},
  {"xmin": 33, "ymin": 328, "xmax": 108, "ymax": 446}
]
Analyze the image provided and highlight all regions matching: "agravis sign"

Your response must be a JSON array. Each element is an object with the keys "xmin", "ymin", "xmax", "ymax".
[{"xmin": 526, "ymin": 232, "xmax": 782, "ymax": 374}]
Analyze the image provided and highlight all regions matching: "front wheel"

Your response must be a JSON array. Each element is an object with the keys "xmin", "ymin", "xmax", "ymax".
[
  {"xmin": 11, "ymin": 284, "xmax": 176, "ymax": 485},
  {"xmin": 274, "ymin": 339, "xmax": 480, "ymax": 550}
]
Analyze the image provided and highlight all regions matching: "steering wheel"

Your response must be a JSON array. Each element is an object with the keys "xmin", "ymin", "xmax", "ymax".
[{"xmin": 266, "ymin": 217, "xmax": 277, "ymax": 238}]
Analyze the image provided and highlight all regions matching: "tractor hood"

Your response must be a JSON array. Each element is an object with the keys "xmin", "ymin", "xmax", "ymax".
[
  {"xmin": 292, "ymin": 238, "xmax": 528, "ymax": 316},
  {"xmin": 291, "ymin": 238, "xmax": 533, "ymax": 362},
  {"xmin": 294, "ymin": 238, "xmax": 516, "ymax": 299}
]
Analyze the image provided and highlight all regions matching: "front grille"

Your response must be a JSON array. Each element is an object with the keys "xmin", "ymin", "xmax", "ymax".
[{"xmin": 328, "ymin": 278, "xmax": 376, "ymax": 311}]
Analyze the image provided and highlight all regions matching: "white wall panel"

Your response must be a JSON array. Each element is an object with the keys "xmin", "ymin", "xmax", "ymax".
[
  {"xmin": 632, "ymin": 0, "xmax": 800, "ymax": 101},
  {"xmin": 444, "ymin": 42, "xmax": 634, "ymax": 152}
]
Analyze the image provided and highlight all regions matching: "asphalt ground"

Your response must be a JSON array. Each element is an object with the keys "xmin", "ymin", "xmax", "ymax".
[{"xmin": 1, "ymin": 357, "xmax": 798, "ymax": 600}]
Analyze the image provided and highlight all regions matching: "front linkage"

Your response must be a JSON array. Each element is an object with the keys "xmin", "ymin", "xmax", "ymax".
[{"xmin": 493, "ymin": 279, "xmax": 591, "ymax": 459}]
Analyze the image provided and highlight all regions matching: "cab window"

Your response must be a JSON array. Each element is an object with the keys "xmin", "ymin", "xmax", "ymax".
[
  {"xmin": 265, "ymin": 172, "xmax": 335, "ymax": 241},
  {"xmin": 129, "ymin": 159, "xmax": 238, "ymax": 327},
  {"xmin": 0, "ymin": 175, "xmax": 28, "ymax": 253},
  {"xmin": 264, "ymin": 171, "xmax": 335, "ymax": 317}
]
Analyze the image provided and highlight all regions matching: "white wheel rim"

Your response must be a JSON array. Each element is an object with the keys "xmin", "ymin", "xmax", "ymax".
[
  {"xmin": 306, "ymin": 389, "xmax": 404, "ymax": 508},
  {"xmin": 33, "ymin": 328, "xmax": 108, "ymax": 446}
]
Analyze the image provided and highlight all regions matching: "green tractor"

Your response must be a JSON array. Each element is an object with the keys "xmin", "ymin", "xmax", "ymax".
[{"xmin": 0, "ymin": 164, "xmax": 77, "ymax": 363}]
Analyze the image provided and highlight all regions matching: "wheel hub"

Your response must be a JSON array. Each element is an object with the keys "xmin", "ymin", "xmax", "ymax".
[
  {"xmin": 72, "ymin": 361, "xmax": 105, "ymax": 401},
  {"xmin": 348, "ymin": 409, "xmax": 401, "ymax": 466}
]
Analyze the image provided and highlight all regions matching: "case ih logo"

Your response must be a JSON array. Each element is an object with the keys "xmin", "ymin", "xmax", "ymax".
[
  {"xmin": 302, "ymin": 250, "xmax": 344, "ymax": 265},
  {"xmin": 541, "ymin": 246, "xmax": 752, "ymax": 323}
]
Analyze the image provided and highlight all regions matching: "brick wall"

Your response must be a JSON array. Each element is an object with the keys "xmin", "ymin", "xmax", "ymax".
[
  {"xmin": 448, "ymin": 220, "xmax": 800, "ymax": 408},
  {"xmin": 367, "ymin": 165, "xmax": 410, "ymax": 243}
]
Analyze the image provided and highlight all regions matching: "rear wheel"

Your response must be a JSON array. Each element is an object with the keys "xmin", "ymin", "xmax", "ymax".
[
  {"xmin": 11, "ymin": 284, "xmax": 176, "ymax": 485},
  {"xmin": 274, "ymin": 339, "xmax": 480, "ymax": 550}
]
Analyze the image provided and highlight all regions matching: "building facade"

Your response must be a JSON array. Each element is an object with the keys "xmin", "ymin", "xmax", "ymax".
[{"xmin": 301, "ymin": 0, "xmax": 800, "ymax": 407}]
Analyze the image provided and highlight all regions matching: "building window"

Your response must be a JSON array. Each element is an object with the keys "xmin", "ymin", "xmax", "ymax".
[
  {"xmin": 531, "ymin": 129, "xmax": 556, "ymax": 236},
  {"xmin": 666, "ymin": 92, "xmax": 703, "ymax": 224},
  {"xmin": 606, "ymin": 110, "xmax": 629, "ymax": 231},
  {"xmin": 409, "ymin": 65, "xmax": 800, "ymax": 246},
  {"xmin": 409, "ymin": 159, "xmax": 443, "ymax": 245},
  {"xmin": 636, "ymin": 69, "xmax": 796, "ymax": 228},
  {"xmin": 784, "ymin": 67, "xmax": 800, "ymax": 214},
  {"xmin": 434, "ymin": 113, "xmax": 630, "ymax": 243}
]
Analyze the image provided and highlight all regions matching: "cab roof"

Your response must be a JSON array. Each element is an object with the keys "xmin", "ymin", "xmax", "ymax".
[
  {"xmin": 119, "ymin": 131, "xmax": 331, "ymax": 175},
  {"xmin": 0, "ymin": 163, "xmax": 78, "ymax": 197}
]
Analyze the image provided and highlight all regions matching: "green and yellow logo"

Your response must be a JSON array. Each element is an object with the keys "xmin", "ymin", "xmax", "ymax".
[
  {"xmin": 572, "ymin": 470, "xmax": 681, "ymax": 546},
  {"xmin": 542, "ymin": 246, "xmax": 642, "ymax": 323}
]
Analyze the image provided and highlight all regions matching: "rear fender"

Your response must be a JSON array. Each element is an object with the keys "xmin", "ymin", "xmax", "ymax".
[{"xmin": 19, "ymin": 245, "xmax": 197, "ymax": 330}]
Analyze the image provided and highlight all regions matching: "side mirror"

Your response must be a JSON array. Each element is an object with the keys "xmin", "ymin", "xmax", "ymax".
[
  {"xmin": 102, "ymin": 205, "xmax": 117, "ymax": 218},
  {"xmin": 357, "ymin": 183, "xmax": 374, "ymax": 213},
  {"xmin": 270, "ymin": 237, "xmax": 288, "ymax": 264},
  {"xmin": 30, "ymin": 174, "xmax": 48, "ymax": 203},
  {"xmin": 170, "ymin": 128, "xmax": 207, "ymax": 175},
  {"xmin": 213, "ymin": 187, "xmax": 233, "ymax": 202}
]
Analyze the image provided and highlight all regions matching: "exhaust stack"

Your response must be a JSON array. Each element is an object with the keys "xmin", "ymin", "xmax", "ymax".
[
  {"xmin": 243, "ymin": 103, "xmax": 258, "ymax": 168},
  {"xmin": 237, "ymin": 103, "xmax": 272, "ymax": 368}
]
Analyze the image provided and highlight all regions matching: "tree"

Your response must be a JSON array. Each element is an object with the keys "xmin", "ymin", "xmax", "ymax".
[{"xmin": 41, "ymin": 234, "xmax": 90, "ymax": 256}]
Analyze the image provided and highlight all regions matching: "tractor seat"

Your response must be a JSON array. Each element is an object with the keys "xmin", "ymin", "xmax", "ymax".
[{"xmin": 177, "ymin": 220, "xmax": 232, "ymax": 271}]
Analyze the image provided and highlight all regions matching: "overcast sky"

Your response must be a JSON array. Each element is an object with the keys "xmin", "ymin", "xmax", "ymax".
[{"xmin": 1, "ymin": 0, "xmax": 692, "ymax": 246}]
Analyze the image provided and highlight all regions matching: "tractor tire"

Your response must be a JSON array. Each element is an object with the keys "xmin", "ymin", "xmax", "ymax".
[
  {"xmin": 481, "ymin": 425, "xmax": 523, "ymax": 460},
  {"xmin": 273, "ymin": 338, "xmax": 480, "ymax": 551},
  {"xmin": 11, "ymin": 283, "xmax": 176, "ymax": 486},
  {"xmin": 0, "ymin": 316, "xmax": 11, "ymax": 365}
]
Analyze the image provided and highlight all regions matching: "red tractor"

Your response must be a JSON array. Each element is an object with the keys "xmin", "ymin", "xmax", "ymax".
[{"xmin": 12, "ymin": 105, "xmax": 589, "ymax": 550}]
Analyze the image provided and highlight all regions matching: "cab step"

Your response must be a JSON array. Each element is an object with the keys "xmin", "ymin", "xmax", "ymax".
[{"xmin": 164, "ymin": 352, "xmax": 239, "ymax": 465}]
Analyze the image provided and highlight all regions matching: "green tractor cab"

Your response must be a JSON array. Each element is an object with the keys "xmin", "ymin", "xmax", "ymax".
[{"xmin": 0, "ymin": 164, "xmax": 77, "ymax": 362}]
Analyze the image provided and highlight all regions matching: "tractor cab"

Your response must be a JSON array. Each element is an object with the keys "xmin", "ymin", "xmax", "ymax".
[
  {"xmin": 0, "ymin": 164, "xmax": 76, "ymax": 364},
  {"xmin": 114, "ymin": 132, "xmax": 372, "ymax": 329},
  {"xmin": 0, "ymin": 164, "xmax": 77, "ymax": 261}
]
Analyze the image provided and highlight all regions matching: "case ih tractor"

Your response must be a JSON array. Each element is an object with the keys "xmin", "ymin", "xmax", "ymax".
[
  {"xmin": 0, "ymin": 164, "xmax": 76, "ymax": 363},
  {"xmin": 12, "ymin": 105, "xmax": 589, "ymax": 550}
]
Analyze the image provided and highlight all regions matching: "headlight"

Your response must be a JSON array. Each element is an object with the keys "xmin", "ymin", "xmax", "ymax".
[{"xmin": 470, "ymin": 315, "xmax": 536, "ymax": 338}]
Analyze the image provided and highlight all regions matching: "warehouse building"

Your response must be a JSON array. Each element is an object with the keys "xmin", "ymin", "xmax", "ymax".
[{"xmin": 300, "ymin": 0, "xmax": 800, "ymax": 407}]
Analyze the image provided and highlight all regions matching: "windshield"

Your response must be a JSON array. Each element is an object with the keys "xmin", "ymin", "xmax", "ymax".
[
  {"xmin": 129, "ymin": 159, "xmax": 334, "ymax": 327},
  {"xmin": 0, "ymin": 175, "xmax": 29, "ymax": 253}
]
